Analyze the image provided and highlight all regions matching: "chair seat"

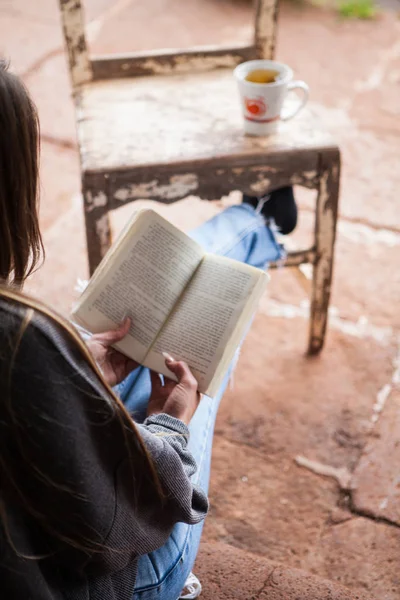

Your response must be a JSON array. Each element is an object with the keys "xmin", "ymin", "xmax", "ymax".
[{"xmin": 78, "ymin": 69, "xmax": 334, "ymax": 174}]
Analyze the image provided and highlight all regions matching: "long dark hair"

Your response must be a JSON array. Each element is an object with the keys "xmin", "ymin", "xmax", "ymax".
[
  {"xmin": 0, "ymin": 287, "xmax": 165, "ymax": 559},
  {"xmin": 0, "ymin": 64, "xmax": 164, "ymax": 559},
  {"xmin": 0, "ymin": 59, "xmax": 43, "ymax": 285}
]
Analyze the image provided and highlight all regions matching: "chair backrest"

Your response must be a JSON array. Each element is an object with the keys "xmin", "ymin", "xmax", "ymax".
[{"xmin": 59, "ymin": 0, "xmax": 278, "ymax": 88}]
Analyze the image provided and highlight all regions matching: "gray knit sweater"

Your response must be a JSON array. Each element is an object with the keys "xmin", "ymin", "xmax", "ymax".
[{"xmin": 0, "ymin": 297, "xmax": 208, "ymax": 600}]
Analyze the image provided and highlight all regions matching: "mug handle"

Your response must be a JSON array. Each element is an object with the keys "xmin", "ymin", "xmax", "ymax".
[{"xmin": 281, "ymin": 81, "xmax": 309, "ymax": 121}]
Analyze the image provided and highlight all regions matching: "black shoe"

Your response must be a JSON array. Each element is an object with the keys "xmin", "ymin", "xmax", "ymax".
[{"xmin": 243, "ymin": 186, "xmax": 298, "ymax": 235}]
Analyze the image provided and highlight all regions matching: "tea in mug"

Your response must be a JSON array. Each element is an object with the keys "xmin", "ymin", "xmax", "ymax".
[{"xmin": 245, "ymin": 69, "xmax": 280, "ymax": 84}]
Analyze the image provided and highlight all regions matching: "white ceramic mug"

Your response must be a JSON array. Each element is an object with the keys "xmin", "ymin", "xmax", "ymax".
[{"xmin": 234, "ymin": 59, "xmax": 309, "ymax": 136}]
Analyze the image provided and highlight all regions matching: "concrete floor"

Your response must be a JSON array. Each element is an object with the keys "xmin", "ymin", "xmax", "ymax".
[{"xmin": 2, "ymin": 0, "xmax": 400, "ymax": 598}]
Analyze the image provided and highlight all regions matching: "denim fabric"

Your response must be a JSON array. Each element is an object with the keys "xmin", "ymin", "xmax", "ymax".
[{"xmin": 115, "ymin": 204, "xmax": 283, "ymax": 600}]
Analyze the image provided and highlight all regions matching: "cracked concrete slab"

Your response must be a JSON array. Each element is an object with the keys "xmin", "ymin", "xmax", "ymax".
[
  {"xmin": 278, "ymin": 7, "xmax": 400, "ymax": 232},
  {"xmin": 281, "ymin": 208, "xmax": 400, "ymax": 328},
  {"xmin": 337, "ymin": 132, "xmax": 400, "ymax": 232},
  {"xmin": 302, "ymin": 515, "xmax": 400, "ymax": 600},
  {"xmin": 38, "ymin": 142, "xmax": 81, "ymax": 231},
  {"xmin": 25, "ymin": 53, "xmax": 77, "ymax": 145},
  {"xmin": 295, "ymin": 127, "xmax": 400, "ymax": 233},
  {"xmin": 213, "ymin": 312, "xmax": 396, "ymax": 471},
  {"xmin": 0, "ymin": 13, "xmax": 62, "ymax": 74},
  {"xmin": 0, "ymin": 0, "xmax": 59, "ymax": 25},
  {"xmin": 351, "ymin": 388, "xmax": 400, "ymax": 527},
  {"xmin": 25, "ymin": 198, "xmax": 86, "ymax": 313},
  {"xmin": 204, "ymin": 437, "xmax": 338, "ymax": 567},
  {"xmin": 1, "ymin": 0, "xmax": 118, "ymax": 25},
  {"xmin": 278, "ymin": 7, "xmax": 400, "ymax": 115},
  {"xmin": 87, "ymin": 0, "xmax": 252, "ymax": 55},
  {"xmin": 195, "ymin": 542, "xmax": 375, "ymax": 600},
  {"xmin": 198, "ymin": 314, "xmax": 399, "ymax": 592}
]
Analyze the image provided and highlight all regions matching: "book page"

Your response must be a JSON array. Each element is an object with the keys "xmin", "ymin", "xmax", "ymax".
[
  {"xmin": 73, "ymin": 210, "xmax": 204, "ymax": 363},
  {"xmin": 144, "ymin": 254, "xmax": 265, "ymax": 392},
  {"xmin": 204, "ymin": 273, "xmax": 267, "ymax": 397}
]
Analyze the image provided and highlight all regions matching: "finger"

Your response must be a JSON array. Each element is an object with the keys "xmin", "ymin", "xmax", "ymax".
[
  {"xmin": 164, "ymin": 359, "xmax": 198, "ymax": 391},
  {"xmin": 93, "ymin": 318, "xmax": 132, "ymax": 345}
]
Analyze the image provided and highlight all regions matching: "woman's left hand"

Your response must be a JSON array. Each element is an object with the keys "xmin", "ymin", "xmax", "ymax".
[{"xmin": 86, "ymin": 318, "xmax": 139, "ymax": 386}]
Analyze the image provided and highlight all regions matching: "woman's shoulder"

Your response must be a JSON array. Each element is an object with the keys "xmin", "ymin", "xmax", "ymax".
[
  {"xmin": 0, "ymin": 292, "xmax": 71, "ymax": 353},
  {"xmin": 0, "ymin": 291, "xmax": 111, "ymax": 405},
  {"xmin": 0, "ymin": 292, "xmax": 26, "ymax": 324},
  {"xmin": 0, "ymin": 293, "xmax": 90, "ymax": 380}
]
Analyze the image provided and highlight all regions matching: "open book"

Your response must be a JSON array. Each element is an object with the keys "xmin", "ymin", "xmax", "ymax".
[{"xmin": 73, "ymin": 209, "xmax": 268, "ymax": 396}]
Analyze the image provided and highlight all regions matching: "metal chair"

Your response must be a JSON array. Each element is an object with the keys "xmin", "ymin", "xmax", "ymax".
[{"xmin": 59, "ymin": 0, "xmax": 340, "ymax": 354}]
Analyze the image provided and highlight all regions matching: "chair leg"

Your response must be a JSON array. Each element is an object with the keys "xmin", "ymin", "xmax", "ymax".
[
  {"xmin": 82, "ymin": 178, "xmax": 112, "ymax": 276},
  {"xmin": 308, "ymin": 148, "xmax": 341, "ymax": 355}
]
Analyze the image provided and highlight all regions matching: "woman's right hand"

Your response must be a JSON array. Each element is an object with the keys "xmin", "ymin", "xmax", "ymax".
[{"xmin": 147, "ymin": 357, "xmax": 201, "ymax": 425}]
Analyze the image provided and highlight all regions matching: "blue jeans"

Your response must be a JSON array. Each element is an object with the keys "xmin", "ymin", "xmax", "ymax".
[{"xmin": 116, "ymin": 204, "xmax": 283, "ymax": 600}]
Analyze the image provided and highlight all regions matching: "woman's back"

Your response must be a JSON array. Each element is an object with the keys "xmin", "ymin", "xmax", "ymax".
[{"xmin": 0, "ymin": 294, "xmax": 207, "ymax": 600}]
